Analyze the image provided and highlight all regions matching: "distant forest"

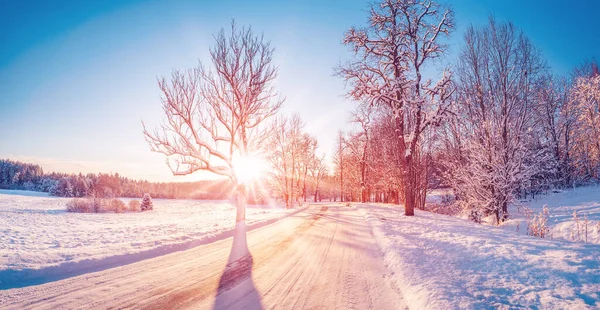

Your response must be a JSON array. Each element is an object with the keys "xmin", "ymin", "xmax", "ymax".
[{"xmin": 0, "ymin": 159, "xmax": 233, "ymax": 200}]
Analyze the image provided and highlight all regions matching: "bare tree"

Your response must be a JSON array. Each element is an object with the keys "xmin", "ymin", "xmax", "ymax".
[
  {"xmin": 300, "ymin": 133, "xmax": 318, "ymax": 202},
  {"xmin": 267, "ymin": 114, "xmax": 322, "ymax": 206},
  {"xmin": 349, "ymin": 104, "xmax": 374, "ymax": 202},
  {"xmin": 143, "ymin": 21, "xmax": 283, "ymax": 223},
  {"xmin": 334, "ymin": 131, "xmax": 348, "ymax": 202},
  {"xmin": 339, "ymin": 105, "xmax": 404, "ymax": 203},
  {"xmin": 309, "ymin": 155, "xmax": 328, "ymax": 202},
  {"xmin": 288, "ymin": 115, "xmax": 305, "ymax": 206},
  {"xmin": 337, "ymin": 0, "xmax": 455, "ymax": 215},
  {"xmin": 267, "ymin": 116, "xmax": 291, "ymax": 207}
]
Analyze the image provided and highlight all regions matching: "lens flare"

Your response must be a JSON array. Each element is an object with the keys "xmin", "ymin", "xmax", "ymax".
[{"xmin": 232, "ymin": 154, "xmax": 267, "ymax": 184}]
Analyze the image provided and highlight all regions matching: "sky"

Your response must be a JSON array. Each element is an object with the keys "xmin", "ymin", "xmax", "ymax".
[{"xmin": 1, "ymin": 0, "xmax": 598, "ymax": 182}]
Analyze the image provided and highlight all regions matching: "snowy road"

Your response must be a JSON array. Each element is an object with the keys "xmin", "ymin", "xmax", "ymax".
[{"xmin": 0, "ymin": 205, "xmax": 405, "ymax": 309}]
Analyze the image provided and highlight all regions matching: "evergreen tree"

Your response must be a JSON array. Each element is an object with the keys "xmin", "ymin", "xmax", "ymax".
[{"xmin": 141, "ymin": 193, "xmax": 153, "ymax": 211}]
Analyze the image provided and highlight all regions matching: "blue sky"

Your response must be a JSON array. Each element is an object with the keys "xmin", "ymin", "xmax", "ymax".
[{"xmin": 1, "ymin": 0, "xmax": 598, "ymax": 181}]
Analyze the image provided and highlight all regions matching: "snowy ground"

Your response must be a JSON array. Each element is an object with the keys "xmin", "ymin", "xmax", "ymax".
[
  {"xmin": 426, "ymin": 186, "xmax": 600, "ymax": 244},
  {"xmin": 0, "ymin": 205, "xmax": 404, "ymax": 309},
  {"xmin": 500, "ymin": 186, "xmax": 600, "ymax": 244},
  {"xmin": 360, "ymin": 203, "xmax": 600, "ymax": 309},
  {"xmin": 0, "ymin": 190, "xmax": 303, "ymax": 289},
  {"xmin": 4, "ymin": 188, "xmax": 599, "ymax": 308}
]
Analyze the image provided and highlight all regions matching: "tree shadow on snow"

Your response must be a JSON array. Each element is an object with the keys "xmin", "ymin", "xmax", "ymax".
[{"xmin": 212, "ymin": 222, "xmax": 264, "ymax": 310}]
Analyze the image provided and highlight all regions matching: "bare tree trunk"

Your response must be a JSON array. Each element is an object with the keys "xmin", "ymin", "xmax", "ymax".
[
  {"xmin": 403, "ymin": 146, "xmax": 416, "ymax": 215},
  {"xmin": 303, "ymin": 167, "xmax": 308, "ymax": 203},
  {"xmin": 284, "ymin": 193, "xmax": 290, "ymax": 209},
  {"xmin": 404, "ymin": 183, "xmax": 415, "ymax": 215},
  {"xmin": 494, "ymin": 207, "xmax": 500, "ymax": 226},
  {"xmin": 501, "ymin": 200, "xmax": 508, "ymax": 222},
  {"xmin": 236, "ymin": 183, "xmax": 247, "ymax": 222}
]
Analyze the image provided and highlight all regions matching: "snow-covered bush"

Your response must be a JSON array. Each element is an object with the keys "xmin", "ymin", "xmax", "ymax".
[
  {"xmin": 128, "ymin": 200, "xmax": 141, "ymax": 212},
  {"xmin": 571, "ymin": 211, "xmax": 591, "ymax": 243},
  {"xmin": 526, "ymin": 205, "xmax": 550, "ymax": 238},
  {"xmin": 66, "ymin": 198, "xmax": 129, "ymax": 213},
  {"xmin": 141, "ymin": 193, "xmax": 153, "ymax": 211},
  {"xmin": 92, "ymin": 199, "xmax": 102, "ymax": 213},
  {"xmin": 427, "ymin": 192, "xmax": 461, "ymax": 216},
  {"xmin": 107, "ymin": 199, "xmax": 126, "ymax": 213},
  {"xmin": 428, "ymin": 201, "xmax": 462, "ymax": 216},
  {"xmin": 468, "ymin": 209, "xmax": 483, "ymax": 224},
  {"xmin": 66, "ymin": 198, "xmax": 94, "ymax": 213}
]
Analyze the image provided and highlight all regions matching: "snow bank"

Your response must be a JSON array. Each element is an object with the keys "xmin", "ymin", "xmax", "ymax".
[
  {"xmin": 0, "ymin": 191, "xmax": 305, "ymax": 289},
  {"xmin": 360, "ymin": 204, "xmax": 600, "ymax": 309}
]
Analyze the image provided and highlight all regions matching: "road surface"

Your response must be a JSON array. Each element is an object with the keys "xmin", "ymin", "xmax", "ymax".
[{"xmin": 0, "ymin": 205, "xmax": 405, "ymax": 309}]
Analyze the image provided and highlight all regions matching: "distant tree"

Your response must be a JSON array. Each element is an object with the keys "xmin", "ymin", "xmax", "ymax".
[
  {"xmin": 267, "ymin": 114, "xmax": 319, "ymax": 207},
  {"xmin": 308, "ymin": 155, "xmax": 327, "ymax": 202},
  {"xmin": 141, "ymin": 193, "xmax": 154, "ymax": 211},
  {"xmin": 0, "ymin": 159, "xmax": 44, "ymax": 189},
  {"xmin": 349, "ymin": 104, "xmax": 374, "ymax": 202},
  {"xmin": 143, "ymin": 21, "xmax": 283, "ymax": 222},
  {"xmin": 299, "ymin": 133, "xmax": 318, "ymax": 203},
  {"xmin": 55, "ymin": 178, "xmax": 74, "ymax": 197}
]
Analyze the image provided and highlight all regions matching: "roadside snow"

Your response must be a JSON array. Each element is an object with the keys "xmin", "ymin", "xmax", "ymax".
[
  {"xmin": 0, "ymin": 191, "xmax": 304, "ymax": 289},
  {"xmin": 360, "ymin": 204, "xmax": 600, "ymax": 309}
]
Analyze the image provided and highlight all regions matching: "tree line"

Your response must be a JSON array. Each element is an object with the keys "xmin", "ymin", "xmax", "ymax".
[{"xmin": 0, "ymin": 159, "xmax": 232, "ymax": 199}]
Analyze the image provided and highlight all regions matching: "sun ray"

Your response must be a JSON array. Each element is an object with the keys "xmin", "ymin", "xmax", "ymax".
[{"xmin": 232, "ymin": 154, "xmax": 268, "ymax": 185}]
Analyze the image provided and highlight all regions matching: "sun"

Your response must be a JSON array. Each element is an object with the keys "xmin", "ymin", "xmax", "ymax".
[{"xmin": 232, "ymin": 154, "xmax": 267, "ymax": 184}]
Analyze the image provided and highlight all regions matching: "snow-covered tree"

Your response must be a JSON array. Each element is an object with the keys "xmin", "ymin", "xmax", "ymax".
[
  {"xmin": 443, "ymin": 18, "xmax": 552, "ymax": 224},
  {"xmin": 337, "ymin": 0, "xmax": 455, "ymax": 215},
  {"xmin": 569, "ymin": 73, "xmax": 600, "ymax": 179},
  {"xmin": 141, "ymin": 193, "xmax": 153, "ymax": 211},
  {"xmin": 533, "ymin": 76, "xmax": 571, "ymax": 187},
  {"xmin": 144, "ymin": 21, "xmax": 283, "ymax": 223}
]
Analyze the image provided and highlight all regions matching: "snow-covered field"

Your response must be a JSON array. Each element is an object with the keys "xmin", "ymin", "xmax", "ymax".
[
  {"xmin": 360, "ymin": 190, "xmax": 600, "ymax": 309},
  {"xmin": 0, "ymin": 190, "xmax": 303, "ymax": 289}
]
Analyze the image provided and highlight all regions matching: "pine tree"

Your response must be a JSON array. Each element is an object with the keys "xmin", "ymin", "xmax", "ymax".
[{"xmin": 141, "ymin": 193, "xmax": 153, "ymax": 211}]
